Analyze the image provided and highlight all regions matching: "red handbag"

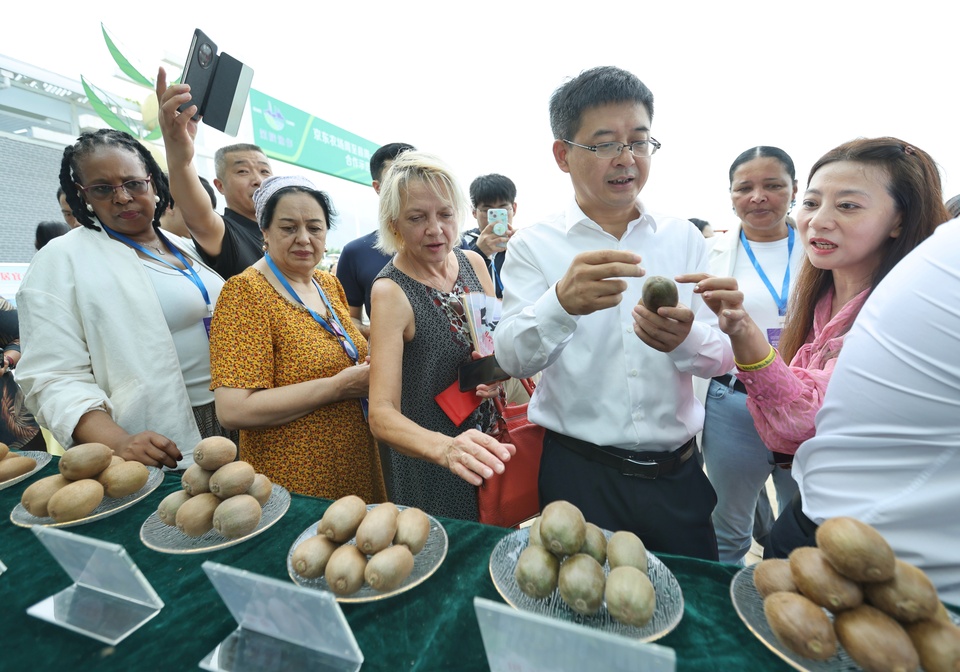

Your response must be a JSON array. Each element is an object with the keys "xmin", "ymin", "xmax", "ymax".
[{"xmin": 477, "ymin": 378, "xmax": 545, "ymax": 528}]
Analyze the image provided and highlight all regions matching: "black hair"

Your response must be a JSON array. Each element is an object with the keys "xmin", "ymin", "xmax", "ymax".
[
  {"xmin": 199, "ymin": 175, "xmax": 218, "ymax": 209},
  {"xmin": 56, "ymin": 186, "xmax": 65, "ymax": 200},
  {"xmin": 688, "ymin": 218, "xmax": 711, "ymax": 232},
  {"xmin": 946, "ymin": 194, "xmax": 960, "ymax": 219},
  {"xmin": 549, "ymin": 66, "xmax": 654, "ymax": 141},
  {"xmin": 59, "ymin": 129, "xmax": 171, "ymax": 231},
  {"xmin": 35, "ymin": 220, "xmax": 71, "ymax": 250},
  {"xmin": 259, "ymin": 187, "xmax": 338, "ymax": 231},
  {"xmin": 469, "ymin": 174, "xmax": 517, "ymax": 208},
  {"xmin": 370, "ymin": 142, "xmax": 416, "ymax": 182},
  {"xmin": 728, "ymin": 146, "xmax": 796, "ymax": 186}
]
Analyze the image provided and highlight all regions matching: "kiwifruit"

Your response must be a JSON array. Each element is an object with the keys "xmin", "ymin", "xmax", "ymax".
[
  {"xmin": 175, "ymin": 492, "xmax": 220, "ymax": 537},
  {"xmin": 355, "ymin": 502, "xmax": 399, "ymax": 555},
  {"xmin": 394, "ymin": 507, "xmax": 431, "ymax": 555},
  {"xmin": 324, "ymin": 544, "xmax": 367, "ymax": 596},
  {"xmin": 291, "ymin": 535, "xmax": 339, "ymax": 579},
  {"xmin": 558, "ymin": 553, "xmax": 605, "ymax": 616},
  {"xmin": 580, "ymin": 523, "xmax": 607, "ymax": 567},
  {"xmin": 46, "ymin": 479, "xmax": 104, "ymax": 523},
  {"xmin": 816, "ymin": 517, "xmax": 895, "ymax": 583},
  {"xmin": 528, "ymin": 517, "xmax": 543, "ymax": 547},
  {"xmin": 58, "ymin": 443, "xmax": 112, "ymax": 480},
  {"xmin": 208, "ymin": 461, "xmax": 255, "ymax": 499},
  {"xmin": 763, "ymin": 591, "xmax": 838, "ymax": 661},
  {"xmin": 789, "ymin": 546, "xmax": 863, "ymax": 613},
  {"xmin": 834, "ymin": 604, "xmax": 920, "ymax": 672},
  {"xmin": 539, "ymin": 500, "xmax": 586, "ymax": 557},
  {"xmin": 212, "ymin": 494, "xmax": 262, "ymax": 539},
  {"xmin": 607, "ymin": 530, "xmax": 648, "ymax": 574},
  {"xmin": 863, "ymin": 559, "xmax": 940, "ymax": 623},
  {"xmin": 0, "ymin": 442, "xmax": 7, "ymax": 461},
  {"xmin": 365, "ymin": 544, "xmax": 415, "ymax": 592},
  {"xmin": 753, "ymin": 558, "xmax": 798, "ymax": 598},
  {"xmin": 605, "ymin": 565, "xmax": 656, "ymax": 627},
  {"xmin": 641, "ymin": 275, "xmax": 679, "ymax": 313},
  {"xmin": 905, "ymin": 618, "xmax": 960, "ymax": 672},
  {"xmin": 319, "ymin": 495, "xmax": 367, "ymax": 542},
  {"xmin": 157, "ymin": 490, "xmax": 192, "ymax": 526},
  {"xmin": 514, "ymin": 545, "xmax": 560, "ymax": 599},
  {"xmin": 192, "ymin": 436, "xmax": 237, "ymax": 471},
  {"xmin": 21, "ymin": 474, "xmax": 71, "ymax": 518},
  {"xmin": 246, "ymin": 473, "xmax": 273, "ymax": 506},
  {"xmin": 97, "ymin": 460, "xmax": 149, "ymax": 498},
  {"xmin": 0, "ymin": 455, "xmax": 37, "ymax": 482},
  {"xmin": 181, "ymin": 463, "xmax": 214, "ymax": 495}
]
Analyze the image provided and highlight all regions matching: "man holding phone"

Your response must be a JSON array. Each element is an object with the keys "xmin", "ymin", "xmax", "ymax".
[
  {"xmin": 461, "ymin": 174, "xmax": 518, "ymax": 299},
  {"xmin": 494, "ymin": 66, "xmax": 733, "ymax": 560}
]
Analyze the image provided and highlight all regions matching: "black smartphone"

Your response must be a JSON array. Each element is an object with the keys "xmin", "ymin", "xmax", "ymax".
[
  {"xmin": 458, "ymin": 355, "xmax": 510, "ymax": 392},
  {"xmin": 179, "ymin": 29, "xmax": 218, "ymax": 120}
]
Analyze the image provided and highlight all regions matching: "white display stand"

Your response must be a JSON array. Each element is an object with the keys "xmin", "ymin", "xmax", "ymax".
[
  {"xmin": 0, "ymin": 558, "xmax": 6, "ymax": 576},
  {"xmin": 474, "ymin": 597, "xmax": 676, "ymax": 672},
  {"xmin": 27, "ymin": 526, "xmax": 163, "ymax": 644},
  {"xmin": 199, "ymin": 561, "xmax": 363, "ymax": 672}
]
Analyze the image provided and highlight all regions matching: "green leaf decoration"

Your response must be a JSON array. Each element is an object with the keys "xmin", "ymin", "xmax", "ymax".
[
  {"xmin": 101, "ymin": 23, "xmax": 153, "ymax": 88},
  {"xmin": 81, "ymin": 76, "xmax": 139, "ymax": 137}
]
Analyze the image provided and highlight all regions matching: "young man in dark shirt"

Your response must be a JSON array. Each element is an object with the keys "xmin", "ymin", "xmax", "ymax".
[{"xmin": 460, "ymin": 174, "xmax": 518, "ymax": 299}]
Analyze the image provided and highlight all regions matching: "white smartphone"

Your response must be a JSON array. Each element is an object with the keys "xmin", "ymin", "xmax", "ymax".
[{"xmin": 488, "ymin": 208, "xmax": 509, "ymax": 236}]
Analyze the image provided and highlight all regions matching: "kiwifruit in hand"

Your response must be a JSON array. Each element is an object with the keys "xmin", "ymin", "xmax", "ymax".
[
  {"xmin": 291, "ymin": 535, "xmax": 339, "ymax": 579},
  {"xmin": 539, "ymin": 500, "xmax": 586, "ymax": 557},
  {"xmin": 816, "ymin": 516, "xmax": 895, "ymax": 583},
  {"xmin": 834, "ymin": 604, "xmax": 920, "ymax": 672},
  {"xmin": 192, "ymin": 436, "xmax": 237, "ymax": 471},
  {"xmin": 21, "ymin": 474, "xmax": 71, "ymax": 518},
  {"xmin": 863, "ymin": 559, "xmax": 939, "ymax": 623},
  {"xmin": 394, "ymin": 507, "xmax": 431, "ymax": 555},
  {"xmin": 905, "ymin": 618, "xmax": 960, "ymax": 672},
  {"xmin": 208, "ymin": 461, "xmax": 255, "ymax": 499},
  {"xmin": 514, "ymin": 545, "xmax": 560, "ymax": 599},
  {"xmin": 753, "ymin": 558, "xmax": 798, "ymax": 598},
  {"xmin": 607, "ymin": 530, "xmax": 648, "ymax": 574},
  {"xmin": 558, "ymin": 553, "xmax": 605, "ymax": 616},
  {"xmin": 641, "ymin": 275, "xmax": 679, "ymax": 313},
  {"xmin": 319, "ymin": 495, "xmax": 367, "ymax": 542},
  {"xmin": 355, "ymin": 502, "xmax": 399, "ymax": 555},
  {"xmin": 789, "ymin": 546, "xmax": 863, "ymax": 613},
  {"xmin": 58, "ymin": 443, "xmax": 112, "ymax": 480},
  {"xmin": 365, "ymin": 544, "xmax": 415, "ymax": 592},
  {"xmin": 580, "ymin": 523, "xmax": 607, "ymax": 567},
  {"xmin": 325, "ymin": 544, "xmax": 367, "ymax": 596},
  {"xmin": 605, "ymin": 565, "xmax": 656, "ymax": 627},
  {"xmin": 763, "ymin": 591, "xmax": 838, "ymax": 661}
]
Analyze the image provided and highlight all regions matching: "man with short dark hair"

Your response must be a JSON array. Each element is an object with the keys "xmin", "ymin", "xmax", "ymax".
[
  {"xmin": 461, "ymin": 174, "xmax": 517, "ymax": 299},
  {"xmin": 157, "ymin": 70, "xmax": 273, "ymax": 279},
  {"xmin": 56, "ymin": 187, "xmax": 79, "ymax": 229},
  {"xmin": 495, "ymin": 66, "xmax": 733, "ymax": 560},
  {"xmin": 336, "ymin": 142, "xmax": 416, "ymax": 337}
]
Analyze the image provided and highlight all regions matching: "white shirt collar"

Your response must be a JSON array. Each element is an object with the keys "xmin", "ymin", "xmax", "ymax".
[{"xmin": 563, "ymin": 197, "xmax": 658, "ymax": 235}]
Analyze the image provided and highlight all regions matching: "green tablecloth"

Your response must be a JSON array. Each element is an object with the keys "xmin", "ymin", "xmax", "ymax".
[{"xmin": 0, "ymin": 459, "xmax": 796, "ymax": 671}]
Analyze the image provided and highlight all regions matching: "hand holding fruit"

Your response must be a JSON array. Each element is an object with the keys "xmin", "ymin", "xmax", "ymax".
[{"xmin": 556, "ymin": 250, "xmax": 644, "ymax": 316}]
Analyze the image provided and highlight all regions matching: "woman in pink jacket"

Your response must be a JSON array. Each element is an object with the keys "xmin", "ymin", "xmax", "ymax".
[{"xmin": 690, "ymin": 137, "xmax": 947, "ymax": 464}]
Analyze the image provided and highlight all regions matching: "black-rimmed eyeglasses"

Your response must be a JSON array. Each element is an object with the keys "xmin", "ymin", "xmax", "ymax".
[{"xmin": 563, "ymin": 139, "xmax": 661, "ymax": 159}]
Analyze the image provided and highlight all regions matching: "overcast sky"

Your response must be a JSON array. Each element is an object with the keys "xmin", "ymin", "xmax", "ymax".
[{"xmin": 4, "ymin": 1, "xmax": 957, "ymax": 250}]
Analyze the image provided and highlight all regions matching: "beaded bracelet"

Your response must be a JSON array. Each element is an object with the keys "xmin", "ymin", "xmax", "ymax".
[{"xmin": 735, "ymin": 344, "xmax": 777, "ymax": 372}]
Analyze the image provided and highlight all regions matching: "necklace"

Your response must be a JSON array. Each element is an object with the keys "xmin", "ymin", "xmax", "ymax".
[{"xmin": 150, "ymin": 244, "xmax": 166, "ymax": 256}]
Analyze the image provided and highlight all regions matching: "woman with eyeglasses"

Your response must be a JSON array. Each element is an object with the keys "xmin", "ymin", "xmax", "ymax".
[
  {"xmin": 16, "ymin": 128, "xmax": 231, "ymax": 469},
  {"xmin": 696, "ymin": 146, "xmax": 805, "ymax": 565},
  {"xmin": 208, "ymin": 175, "xmax": 385, "ymax": 501},
  {"xmin": 688, "ymin": 137, "xmax": 948, "ymax": 554},
  {"xmin": 368, "ymin": 151, "xmax": 514, "ymax": 521}
]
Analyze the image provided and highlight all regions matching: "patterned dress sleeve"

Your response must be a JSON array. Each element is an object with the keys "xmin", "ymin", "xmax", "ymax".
[{"xmin": 209, "ymin": 271, "xmax": 276, "ymax": 391}]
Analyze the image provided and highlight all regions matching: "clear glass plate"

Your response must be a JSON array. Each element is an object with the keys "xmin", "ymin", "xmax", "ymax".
[
  {"xmin": 10, "ymin": 467, "xmax": 164, "ymax": 528},
  {"xmin": 286, "ymin": 504, "xmax": 449, "ymax": 603},
  {"xmin": 488, "ymin": 527, "xmax": 684, "ymax": 642},
  {"xmin": 140, "ymin": 484, "xmax": 290, "ymax": 554},
  {"xmin": 730, "ymin": 564, "xmax": 960, "ymax": 671},
  {"xmin": 0, "ymin": 451, "xmax": 53, "ymax": 491}
]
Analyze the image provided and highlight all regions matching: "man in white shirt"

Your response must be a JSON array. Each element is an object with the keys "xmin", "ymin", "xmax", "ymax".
[
  {"xmin": 494, "ymin": 66, "xmax": 733, "ymax": 560},
  {"xmin": 771, "ymin": 218, "xmax": 960, "ymax": 604}
]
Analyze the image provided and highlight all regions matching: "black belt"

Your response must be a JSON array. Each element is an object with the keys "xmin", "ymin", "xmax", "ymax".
[
  {"xmin": 547, "ymin": 430, "xmax": 696, "ymax": 479},
  {"xmin": 714, "ymin": 373, "xmax": 748, "ymax": 394}
]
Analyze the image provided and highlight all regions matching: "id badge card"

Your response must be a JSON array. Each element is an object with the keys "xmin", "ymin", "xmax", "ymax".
[
  {"xmin": 767, "ymin": 314, "xmax": 787, "ymax": 349},
  {"xmin": 203, "ymin": 316, "xmax": 212, "ymax": 340}
]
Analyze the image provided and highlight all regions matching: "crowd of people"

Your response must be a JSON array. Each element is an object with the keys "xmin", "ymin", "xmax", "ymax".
[{"xmin": 8, "ymin": 65, "xmax": 959, "ymax": 604}]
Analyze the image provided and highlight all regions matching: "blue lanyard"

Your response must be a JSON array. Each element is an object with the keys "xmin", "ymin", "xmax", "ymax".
[
  {"xmin": 263, "ymin": 252, "xmax": 359, "ymax": 362},
  {"xmin": 103, "ymin": 225, "xmax": 212, "ymax": 314},
  {"xmin": 739, "ymin": 226, "xmax": 794, "ymax": 316},
  {"xmin": 488, "ymin": 254, "xmax": 504, "ymax": 295}
]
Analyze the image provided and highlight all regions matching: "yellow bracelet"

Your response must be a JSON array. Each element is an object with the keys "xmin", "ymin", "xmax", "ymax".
[{"xmin": 736, "ymin": 345, "xmax": 777, "ymax": 372}]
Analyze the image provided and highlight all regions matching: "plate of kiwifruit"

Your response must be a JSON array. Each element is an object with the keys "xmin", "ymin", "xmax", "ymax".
[
  {"xmin": 732, "ymin": 517, "xmax": 960, "ymax": 671},
  {"xmin": 286, "ymin": 497, "xmax": 448, "ymax": 603},
  {"xmin": 488, "ymin": 501, "xmax": 685, "ymax": 642},
  {"xmin": 0, "ymin": 450, "xmax": 52, "ymax": 491}
]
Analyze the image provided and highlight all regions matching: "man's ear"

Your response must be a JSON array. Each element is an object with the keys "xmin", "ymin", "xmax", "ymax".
[
  {"xmin": 511, "ymin": 202, "xmax": 518, "ymax": 216},
  {"xmin": 213, "ymin": 178, "xmax": 226, "ymax": 195},
  {"xmin": 553, "ymin": 139, "xmax": 571, "ymax": 174},
  {"xmin": 471, "ymin": 208, "xmax": 479, "ymax": 222},
  {"xmin": 372, "ymin": 179, "xmax": 382, "ymax": 195}
]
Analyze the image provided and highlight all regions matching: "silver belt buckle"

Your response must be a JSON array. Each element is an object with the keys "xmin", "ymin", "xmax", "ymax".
[{"xmin": 623, "ymin": 456, "xmax": 660, "ymax": 479}]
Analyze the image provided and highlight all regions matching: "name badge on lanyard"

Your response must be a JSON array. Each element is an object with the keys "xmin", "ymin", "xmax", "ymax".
[{"xmin": 741, "ymin": 227, "xmax": 793, "ymax": 349}]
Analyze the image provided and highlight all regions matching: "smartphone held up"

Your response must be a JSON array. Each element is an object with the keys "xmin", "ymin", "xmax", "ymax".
[{"xmin": 178, "ymin": 28, "xmax": 254, "ymax": 136}]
